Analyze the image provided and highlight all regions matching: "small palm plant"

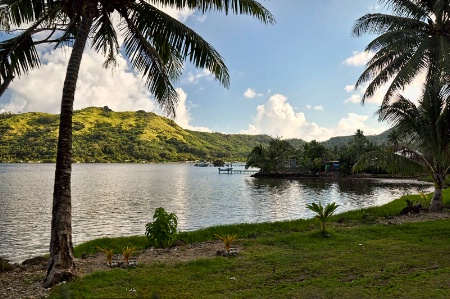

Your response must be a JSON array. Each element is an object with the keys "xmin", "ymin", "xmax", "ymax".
[
  {"xmin": 214, "ymin": 234, "xmax": 238, "ymax": 254},
  {"xmin": 306, "ymin": 202, "xmax": 340, "ymax": 236},
  {"xmin": 122, "ymin": 246, "xmax": 136, "ymax": 264},
  {"xmin": 96, "ymin": 246, "xmax": 114, "ymax": 266}
]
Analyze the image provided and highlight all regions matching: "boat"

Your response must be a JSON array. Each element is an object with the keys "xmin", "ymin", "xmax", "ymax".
[
  {"xmin": 194, "ymin": 161, "xmax": 210, "ymax": 167},
  {"xmin": 218, "ymin": 167, "xmax": 233, "ymax": 171}
]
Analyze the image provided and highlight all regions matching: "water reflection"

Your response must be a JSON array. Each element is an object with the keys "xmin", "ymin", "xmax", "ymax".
[{"xmin": 0, "ymin": 163, "xmax": 433, "ymax": 263}]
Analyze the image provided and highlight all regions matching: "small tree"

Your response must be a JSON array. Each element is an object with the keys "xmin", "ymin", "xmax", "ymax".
[{"xmin": 145, "ymin": 207, "xmax": 178, "ymax": 248}]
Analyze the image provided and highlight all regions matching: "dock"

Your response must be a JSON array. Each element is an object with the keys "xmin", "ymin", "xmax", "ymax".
[{"xmin": 218, "ymin": 168, "xmax": 259, "ymax": 174}]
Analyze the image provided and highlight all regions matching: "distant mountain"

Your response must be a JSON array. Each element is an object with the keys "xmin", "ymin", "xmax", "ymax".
[
  {"xmin": 0, "ymin": 107, "xmax": 276, "ymax": 163},
  {"xmin": 321, "ymin": 129, "xmax": 392, "ymax": 148}
]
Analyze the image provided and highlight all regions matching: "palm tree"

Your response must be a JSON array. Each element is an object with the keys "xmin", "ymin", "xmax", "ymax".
[
  {"xmin": 352, "ymin": 0, "xmax": 450, "ymax": 104},
  {"xmin": 246, "ymin": 138, "xmax": 295, "ymax": 173},
  {"xmin": 0, "ymin": 0, "xmax": 275, "ymax": 287},
  {"xmin": 353, "ymin": 81, "xmax": 450, "ymax": 212}
]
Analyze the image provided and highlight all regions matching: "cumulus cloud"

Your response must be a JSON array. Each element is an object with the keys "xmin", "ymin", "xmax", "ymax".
[
  {"xmin": 343, "ymin": 51, "xmax": 374, "ymax": 67},
  {"xmin": 174, "ymin": 88, "xmax": 212, "ymax": 132},
  {"xmin": 243, "ymin": 88, "xmax": 262, "ymax": 99},
  {"xmin": 1, "ymin": 45, "xmax": 158, "ymax": 114},
  {"xmin": 240, "ymin": 94, "xmax": 384, "ymax": 141}
]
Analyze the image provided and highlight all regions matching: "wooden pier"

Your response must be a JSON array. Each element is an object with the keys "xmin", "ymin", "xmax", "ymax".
[{"xmin": 218, "ymin": 168, "xmax": 259, "ymax": 174}]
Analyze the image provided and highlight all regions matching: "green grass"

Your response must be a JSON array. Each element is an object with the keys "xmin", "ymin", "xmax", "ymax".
[{"xmin": 50, "ymin": 190, "xmax": 450, "ymax": 298}]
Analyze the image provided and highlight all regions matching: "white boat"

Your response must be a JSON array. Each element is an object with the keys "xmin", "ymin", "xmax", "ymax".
[
  {"xmin": 218, "ymin": 167, "xmax": 233, "ymax": 172},
  {"xmin": 194, "ymin": 161, "xmax": 210, "ymax": 167}
]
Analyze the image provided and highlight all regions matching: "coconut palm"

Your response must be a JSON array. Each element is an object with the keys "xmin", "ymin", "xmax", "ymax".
[
  {"xmin": 246, "ymin": 138, "xmax": 295, "ymax": 173},
  {"xmin": 0, "ymin": 0, "xmax": 275, "ymax": 287},
  {"xmin": 352, "ymin": 0, "xmax": 450, "ymax": 104},
  {"xmin": 306, "ymin": 202, "xmax": 340, "ymax": 236},
  {"xmin": 353, "ymin": 80, "xmax": 450, "ymax": 212}
]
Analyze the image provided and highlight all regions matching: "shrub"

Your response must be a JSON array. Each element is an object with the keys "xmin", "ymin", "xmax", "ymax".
[
  {"xmin": 122, "ymin": 246, "xmax": 136, "ymax": 264},
  {"xmin": 214, "ymin": 234, "xmax": 237, "ymax": 253},
  {"xmin": 96, "ymin": 246, "xmax": 114, "ymax": 265},
  {"xmin": 145, "ymin": 207, "xmax": 178, "ymax": 248}
]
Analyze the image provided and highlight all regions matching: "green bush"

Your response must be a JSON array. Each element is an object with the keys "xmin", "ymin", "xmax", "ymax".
[{"xmin": 145, "ymin": 207, "xmax": 178, "ymax": 248}]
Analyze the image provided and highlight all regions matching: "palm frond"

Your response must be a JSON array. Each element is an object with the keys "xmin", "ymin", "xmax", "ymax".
[
  {"xmin": 120, "ymin": 12, "xmax": 179, "ymax": 117},
  {"xmin": 130, "ymin": 2, "xmax": 230, "ymax": 88},
  {"xmin": 0, "ymin": 0, "xmax": 58, "ymax": 28},
  {"xmin": 352, "ymin": 150, "xmax": 425, "ymax": 175},
  {"xmin": 91, "ymin": 11, "xmax": 119, "ymax": 68},
  {"xmin": 149, "ymin": 0, "xmax": 275, "ymax": 25}
]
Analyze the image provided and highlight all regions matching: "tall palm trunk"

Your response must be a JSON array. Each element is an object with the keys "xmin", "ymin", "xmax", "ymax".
[{"xmin": 45, "ymin": 10, "xmax": 94, "ymax": 288}]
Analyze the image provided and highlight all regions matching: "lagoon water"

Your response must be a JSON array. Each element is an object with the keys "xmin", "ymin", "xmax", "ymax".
[{"xmin": 0, "ymin": 163, "xmax": 433, "ymax": 263}]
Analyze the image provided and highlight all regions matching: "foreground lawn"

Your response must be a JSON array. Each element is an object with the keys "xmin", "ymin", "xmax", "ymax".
[{"xmin": 49, "ymin": 193, "xmax": 450, "ymax": 299}]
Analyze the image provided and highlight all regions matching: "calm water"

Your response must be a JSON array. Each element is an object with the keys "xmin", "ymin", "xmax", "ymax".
[{"xmin": 0, "ymin": 163, "xmax": 433, "ymax": 263}]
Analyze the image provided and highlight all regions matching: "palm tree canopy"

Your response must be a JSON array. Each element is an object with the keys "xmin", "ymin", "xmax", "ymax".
[
  {"xmin": 352, "ymin": 0, "xmax": 450, "ymax": 105},
  {"xmin": 0, "ymin": 0, "xmax": 275, "ymax": 116},
  {"xmin": 353, "ymin": 81, "xmax": 450, "ymax": 182}
]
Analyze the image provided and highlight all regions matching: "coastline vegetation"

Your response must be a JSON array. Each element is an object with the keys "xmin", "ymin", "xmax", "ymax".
[{"xmin": 46, "ymin": 190, "xmax": 450, "ymax": 298}]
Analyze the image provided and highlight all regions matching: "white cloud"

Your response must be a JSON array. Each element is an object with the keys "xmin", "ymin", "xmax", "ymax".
[
  {"xmin": 2, "ymin": 45, "xmax": 159, "ymax": 114},
  {"xmin": 183, "ymin": 69, "xmax": 214, "ymax": 85},
  {"xmin": 344, "ymin": 94, "xmax": 361, "ymax": 104},
  {"xmin": 344, "ymin": 85, "xmax": 355, "ymax": 92},
  {"xmin": 174, "ymin": 88, "xmax": 212, "ymax": 132},
  {"xmin": 243, "ymin": 88, "xmax": 262, "ymax": 99},
  {"xmin": 153, "ymin": 4, "xmax": 194, "ymax": 22},
  {"xmin": 344, "ymin": 71, "xmax": 426, "ymax": 106},
  {"xmin": 306, "ymin": 104, "xmax": 324, "ymax": 110},
  {"xmin": 336, "ymin": 113, "xmax": 385, "ymax": 136},
  {"xmin": 240, "ymin": 94, "xmax": 386, "ymax": 141},
  {"xmin": 343, "ymin": 51, "xmax": 374, "ymax": 67}
]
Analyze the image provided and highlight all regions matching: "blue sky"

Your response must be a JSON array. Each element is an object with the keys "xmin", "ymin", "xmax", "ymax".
[{"xmin": 0, "ymin": 1, "xmax": 424, "ymax": 141}]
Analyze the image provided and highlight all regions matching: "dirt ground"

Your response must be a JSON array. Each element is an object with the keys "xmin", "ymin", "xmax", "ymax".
[{"xmin": 1, "ymin": 212, "xmax": 450, "ymax": 299}]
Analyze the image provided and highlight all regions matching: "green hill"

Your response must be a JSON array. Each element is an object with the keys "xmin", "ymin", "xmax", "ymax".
[
  {"xmin": 0, "ymin": 107, "xmax": 277, "ymax": 163},
  {"xmin": 0, "ymin": 107, "xmax": 390, "ymax": 163}
]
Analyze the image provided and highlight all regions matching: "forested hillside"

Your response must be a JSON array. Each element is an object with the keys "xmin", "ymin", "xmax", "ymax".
[
  {"xmin": 0, "ymin": 107, "xmax": 389, "ymax": 163},
  {"xmin": 0, "ymin": 107, "xmax": 277, "ymax": 163}
]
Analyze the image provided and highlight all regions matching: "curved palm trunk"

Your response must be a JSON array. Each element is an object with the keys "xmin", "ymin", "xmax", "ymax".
[
  {"xmin": 45, "ymin": 12, "xmax": 94, "ymax": 288},
  {"xmin": 430, "ymin": 187, "xmax": 442, "ymax": 212},
  {"xmin": 429, "ymin": 171, "xmax": 444, "ymax": 213}
]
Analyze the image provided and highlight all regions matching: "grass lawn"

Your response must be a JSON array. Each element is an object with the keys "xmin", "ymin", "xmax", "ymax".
[{"xmin": 49, "ymin": 191, "xmax": 450, "ymax": 299}]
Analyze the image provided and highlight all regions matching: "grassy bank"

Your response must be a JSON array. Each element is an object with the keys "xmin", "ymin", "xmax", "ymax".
[{"xmin": 50, "ymin": 191, "xmax": 450, "ymax": 298}]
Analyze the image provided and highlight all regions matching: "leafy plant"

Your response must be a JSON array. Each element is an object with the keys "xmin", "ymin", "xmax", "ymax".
[
  {"xmin": 95, "ymin": 246, "xmax": 114, "ymax": 265},
  {"xmin": 306, "ymin": 202, "xmax": 340, "ymax": 236},
  {"xmin": 122, "ymin": 246, "xmax": 136, "ymax": 264},
  {"xmin": 145, "ymin": 207, "xmax": 178, "ymax": 248},
  {"xmin": 214, "ymin": 234, "xmax": 238, "ymax": 253}
]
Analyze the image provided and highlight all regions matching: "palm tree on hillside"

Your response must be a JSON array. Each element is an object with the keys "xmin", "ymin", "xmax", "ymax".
[
  {"xmin": 352, "ymin": 0, "xmax": 450, "ymax": 104},
  {"xmin": 353, "ymin": 81, "xmax": 450, "ymax": 212},
  {"xmin": 0, "ymin": 0, "xmax": 275, "ymax": 287}
]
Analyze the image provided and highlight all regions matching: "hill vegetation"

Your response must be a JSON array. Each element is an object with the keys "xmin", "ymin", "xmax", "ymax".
[
  {"xmin": 0, "ymin": 107, "xmax": 274, "ymax": 163},
  {"xmin": 0, "ymin": 107, "xmax": 389, "ymax": 163}
]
